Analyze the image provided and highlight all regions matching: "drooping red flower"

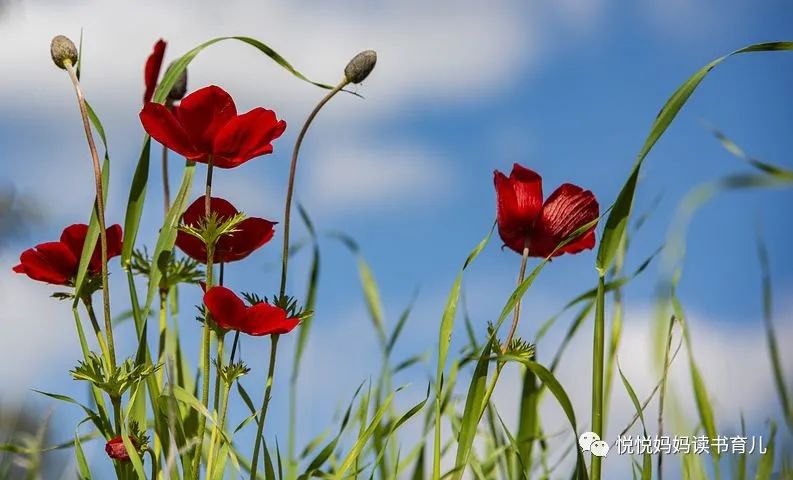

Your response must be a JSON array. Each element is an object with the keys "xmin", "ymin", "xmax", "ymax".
[
  {"xmin": 105, "ymin": 436, "xmax": 136, "ymax": 461},
  {"xmin": 175, "ymin": 196, "xmax": 276, "ymax": 264},
  {"xmin": 139, "ymin": 85, "xmax": 286, "ymax": 169},
  {"xmin": 13, "ymin": 224, "xmax": 123, "ymax": 286},
  {"xmin": 143, "ymin": 39, "xmax": 167, "ymax": 103},
  {"xmin": 203, "ymin": 286, "xmax": 300, "ymax": 336},
  {"xmin": 494, "ymin": 163, "xmax": 599, "ymax": 258}
]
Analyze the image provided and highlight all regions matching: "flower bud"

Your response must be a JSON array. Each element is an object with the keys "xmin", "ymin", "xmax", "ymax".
[
  {"xmin": 50, "ymin": 35, "xmax": 78, "ymax": 69},
  {"xmin": 166, "ymin": 61, "xmax": 188, "ymax": 101},
  {"xmin": 344, "ymin": 50, "xmax": 377, "ymax": 84}
]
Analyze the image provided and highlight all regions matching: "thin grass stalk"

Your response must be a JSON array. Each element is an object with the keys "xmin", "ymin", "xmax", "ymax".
[
  {"xmin": 63, "ymin": 61, "xmax": 116, "ymax": 369},
  {"xmin": 249, "ymin": 334, "xmax": 280, "ymax": 479},
  {"xmin": 503, "ymin": 241, "xmax": 530, "ymax": 353},
  {"xmin": 249, "ymin": 78, "xmax": 348, "ymax": 480},
  {"xmin": 657, "ymin": 316, "xmax": 675, "ymax": 480},
  {"xmin": 82, "ymin": 297, "xmax": 113, "ymax": 370},
  {"xmin": 193, "ymin": 156, "xmax": 216, "ymax": 478},
  {"xmin": 590, "ymin": 274, "xmax": 606, "ymax": 480},
  {"xmin": 278, "ymin": 79, "xmax": 348, "ymax": 298}
]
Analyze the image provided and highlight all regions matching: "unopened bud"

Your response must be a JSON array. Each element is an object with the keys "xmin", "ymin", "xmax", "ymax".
[
  {"xmin": 50, "ymin": 35, "xmax": 78, "ymax": 69},
  {"xmin": 344, "ymin": 50, "xmax": 377, "ymax": 84},
  {"xmin": 166, "ymin": 62, "xmax": 188, "ymax": 101}
]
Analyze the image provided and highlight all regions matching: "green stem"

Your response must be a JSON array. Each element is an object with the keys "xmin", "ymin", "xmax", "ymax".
[
  {"xmin": 503, "ymin": 240, "xmax": 530, "ymax": 353},
  {"xmin": 207, "ymin": 371, "xmax": 232, "ymax": 478},
  {"xmin": 249, "ymin": 335, "xmax": 280, "ymax": 480},
  {"xmin": 590, "ymin": 275, "xmax": 606, "ymax": 480},
  {"xmin": 64, "ymin": 61, "xmax": 115, "ymax": 368},
  {"xmin": 278, "ymin": 80, "xmax": 348, "ymax": 298},
  {"xmin": 193, "ymin": 157, "xmax": 216, "ymax": 479},
  {"xmin": 82, "ymin": 297, "xmax": 113, "ymax": 370}
]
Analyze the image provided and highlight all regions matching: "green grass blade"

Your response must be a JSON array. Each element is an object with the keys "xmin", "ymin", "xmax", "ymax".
[
  {"xmin": 433, "ymin": 224, "xmax": 494, "ymax": 480},
  {"xmin": 756, "ymin": 232, "xmax": 793, "ymax": 433},
  {"xmin": 754, "ymin": 422, "xmax": 776, "ymax": 480},
  {"xmin": 596, "ymin": 41, "xmax": 793, "ymax": 273}
]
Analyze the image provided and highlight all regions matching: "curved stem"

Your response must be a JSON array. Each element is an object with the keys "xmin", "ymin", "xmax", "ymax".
[
  {"xmin": 249, "ymin": 335, "xmax": 280, "ymax": 480},
  {"xmin": 503, "ymin": 240, "xmax": 531, "ymax": 353},
  {"xmin": 278, "ymin": 79, "xmax": 348, "ymax": 298},
  {"xmin": 64, "ymin": 61, "xmax": 115, "ymax": 368}
]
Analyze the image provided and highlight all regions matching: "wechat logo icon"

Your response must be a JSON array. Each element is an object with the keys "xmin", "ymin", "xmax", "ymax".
[{"xmin": 579, "ymin": 432, "xmax": 610, "ymax": 458}]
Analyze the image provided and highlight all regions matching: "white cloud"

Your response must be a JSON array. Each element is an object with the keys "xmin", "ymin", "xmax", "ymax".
[
  {"xmin": 303, "ymin": 141, "xmax": 450, "ymax": 214},
  {"xmin": 0, "ymin": 257, "xmax": 82, "ymax": 398},
  {"xmin": 0, "ymin": 0, "xmax": 605, "ymax": 219}
]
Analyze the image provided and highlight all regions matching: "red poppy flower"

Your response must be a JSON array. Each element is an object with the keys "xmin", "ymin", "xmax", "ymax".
[
  {"xmin": 139, "ymin": 85, "xmax": 286, "ymax": 169},
  {"xmin": 175, "ymin": 196, "xmax": 275, "ymax": 264},
  {"xmin": 13, "ymin": 224, "xmax": 123, "ymax": 286},
  {"xmin": 494, "ymin": 163, "xmax": 599, "ymax": 258},
  {"xmin": 143, "ymin": 39, "xmax": 166, "ymax": 103},
  {"xmin": 105, "ymin": 436, "xmax": 136, "ymax": 461},
  {"xmin": 203, "ymin": 286, "xmax": 299, "ymax": 336}
]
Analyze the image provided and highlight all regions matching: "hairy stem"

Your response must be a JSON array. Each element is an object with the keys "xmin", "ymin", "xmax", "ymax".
[{"xmin": 64, "ymin": 61, "xmax": 115, "ymax": 368}]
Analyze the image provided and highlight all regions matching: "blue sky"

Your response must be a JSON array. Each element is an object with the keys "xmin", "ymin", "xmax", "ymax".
[{"xmin": 1, "ymin": 0, "xmax": 792, "ymax": 478}]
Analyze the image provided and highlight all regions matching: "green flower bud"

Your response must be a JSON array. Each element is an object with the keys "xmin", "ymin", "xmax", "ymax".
[
  {"xmin": 50, "ymin": 35, "xmax": 78, "ymax": 69},
  {"xmin": 344, "ymin": 50, "xmax": 377, "ymax": 84}
]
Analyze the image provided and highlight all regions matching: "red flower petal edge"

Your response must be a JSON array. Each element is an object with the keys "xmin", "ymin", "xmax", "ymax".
[
  {"xmin": 203, "ymin": 286, "xmax": 299, "ymax": 337},
  {"xmin": 493, "ymin": 163, "xmax": 599, "ymax": 258},
  {"xmin": 175, "ymin": 196, "xmax": 276, "ymax": 264}
]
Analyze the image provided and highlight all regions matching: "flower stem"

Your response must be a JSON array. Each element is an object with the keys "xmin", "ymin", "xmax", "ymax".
[
  {"xmin": 157, "ymin": 289, "xmax": 168, "ymax": 387},
  {"xmin": 278, "ymin": 79, "xmax": 349, "ymax": 298},
  {"xmin": 249, "ymin": 334, "xmax": 280, "ymax": 480},
  {"xmin": 503, "ymin": 240, "xmax": 531, "ymax": 353},
  {"xmin": 82, "ymin": 297, "xmax": 113, "ymax": 369},
  {"xmin": 193, "ymin": 157, "xmax": 216, "ymax": 479},
  {"xmin": 590, "ymin": 274, "xmax": 606, "ymax": 480},
  {"xmin": 206, "ymin": 366, "xmax": 232, "ymax": 478},
  {"xmin": 64, "ymin": 61, "xmax": 115, "ymax": 368}
]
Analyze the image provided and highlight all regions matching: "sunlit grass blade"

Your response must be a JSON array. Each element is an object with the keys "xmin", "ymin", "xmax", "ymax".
[
  {"xmin": 617, "ymin": 360, "xmax": 651, "ymax": 480},
  {"xmin": 756, "ymin": 232, "xmax": 793, "ymax": 433},
  {"xmin": 433, "ymin": 223, "xmax": 494, "ymax": 480},
  {"xmin": 335, "ymin": 390, "xmax": 397, "ymax": 479},
  {"xmin": 73, "ymin": 425, "xmax": 93, "ymax": 480},
  {"xmin": 671, "ymin": 283, "xmax": 720, "ymax": 479},
  {"xmin": 597, "ymin": 41, "xmax": 793, "ymax": 274},
  {"xmin": 706, "ymin": 125, "xmax": 793, "ymax": 180},
  {"xmin": 754, "ymin": 422, "xmax": 776, "ymax": 480}
]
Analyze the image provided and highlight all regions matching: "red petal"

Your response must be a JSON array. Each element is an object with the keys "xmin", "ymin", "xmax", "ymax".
[
  {"xmin": 60, "ymin": 224, "xmax": 88, "ymax": 258},
  {"xmin": 181, "ymin": 196, "xmax": 239, "ymax": 226},
  {"xmin": 143, "ymin": 39, "xmax": 167, "ymax": 103},
  {"xmin": 15, "ymin": 242, "xmax": 78, "ymax": 285},
  {"xmin": 212, "ymin": 108, "xmax": 286, "ymax": 168},
  {"xmin": 140, "ymin": 102, "xmax": 202, "ymax": 159},
  {"xmin": 175, "ymin": 230, "xmax": 208, "ymax": 263},
  {"xmin": 105, "ymin": 437, "xmax": 132, "ymax": 461},
  {"xmin": 494, "ymin": 163, "xmax": 543, "ymax": 254},
  {"xmin": 175, "ymin": 85, "xmax": 237, "ymax": 153},
  {"xmin": 215, "ymin": 217, "xmax": 276, "ymax": 263},
  {"xmin": 204, "ymin": 286, "xmax": 247, "ymax": 331},
  {"xmin": 242, "ymin": 302, "xmax": 299, "ymax": 336},
  {"xmin": 88, "ymin": 224, "xmax": 123, "ymax": 272},
  {"xmin": 531, "ymin": 183, "xmax": 599, "ymax": 258}
]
